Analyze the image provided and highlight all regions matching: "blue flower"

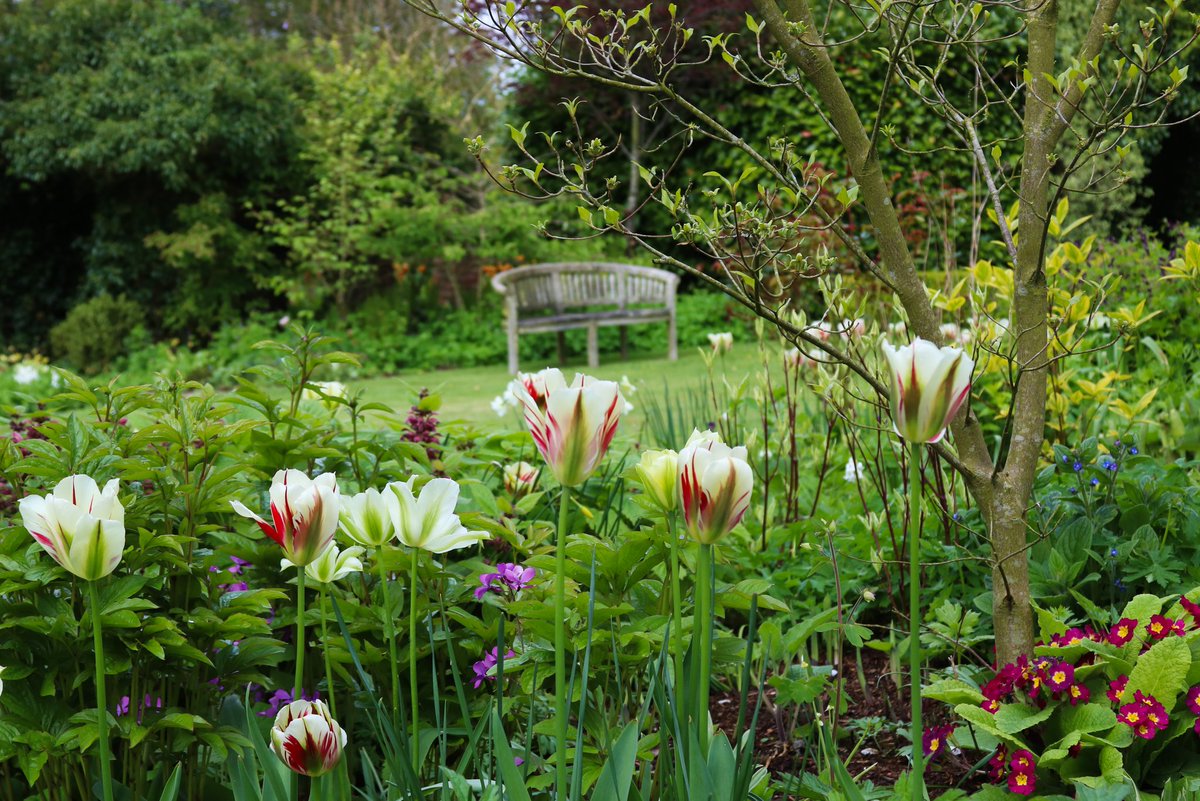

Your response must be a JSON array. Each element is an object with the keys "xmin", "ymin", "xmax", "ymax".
[
  {"xmin": 1069, "ymin": 487, "xmax": 1077, "ymax": 494},
  {"xmin": 1091, "ymin": 477, "xmax": 1100, "ymax": 486},
  {"xmin": 1110, "ymin": 548, "xmax": 1119, "ymax": 558},
  {"xmin": 1073, "ymin": 461, "xmax": 1083, "ymax": 472},
  {"xmin": 952, "ymin": 512, "xmax": 961, "ymax": 522},
  {"xmin": 1130, "ymin": 446, "xmax": 1139, "ymax": 455},
  {"xmin": 1114, "ymin": 439, "xmax": 1121, "ymax": 447}
]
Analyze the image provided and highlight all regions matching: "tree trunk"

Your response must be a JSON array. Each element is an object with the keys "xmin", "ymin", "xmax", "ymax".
[{"xmin": 986, "ymin": 483, "xmax": 1036, "ymax": 666}]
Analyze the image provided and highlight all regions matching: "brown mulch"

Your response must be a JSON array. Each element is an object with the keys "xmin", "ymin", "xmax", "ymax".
[{"xmin": 710, "ymin": 650, "xmax": 988, "ymax": 791}]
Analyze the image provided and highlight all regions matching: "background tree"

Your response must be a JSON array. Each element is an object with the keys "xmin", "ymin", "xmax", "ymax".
[{"xmin": 404, "ymin": 0, "xmax": 1198, "ymax": 663}]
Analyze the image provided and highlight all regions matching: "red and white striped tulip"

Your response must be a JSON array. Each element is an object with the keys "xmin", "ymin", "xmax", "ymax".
[
  {"xmin": 19, "ymin": 475, "xmax": 125, "ymax": 580},
  {"xmin": 881, "ymin": 338, "xmax": 974, "ymax": 444},
  {"xmin": 509, "ymin": 368, "xmax": 625, "ymax": 487},
  {"xmin": 677, "ymin": 430, "xmax": 753, "ymax": 544},
  {"xmin": 231, "ymin": 470, "xmax": 340, "ymax": 566},
  {"xmin": 503, "ymin": 462, "xmax": 539, "ymax": 498},
  {"xmin": 269, "ymin": 699, "xmax": 347, "ymax": 777}
]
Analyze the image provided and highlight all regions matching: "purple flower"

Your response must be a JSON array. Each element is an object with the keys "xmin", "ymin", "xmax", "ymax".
[
  {"xmin": 475, "ymin": 563, "xmax": 536, "ymax": 601},
  {"xmin": 115, "ymin": 696, "xmax": 131, "ymax": 717},
  {"xmin": 472, "ymin": 647, "xmax": 516, "ymax": 688}
]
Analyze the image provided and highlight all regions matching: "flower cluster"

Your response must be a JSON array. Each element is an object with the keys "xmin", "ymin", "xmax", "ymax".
[
  {"xmin": 980, "ymin": 656, "xmax": 1090, "ymax": 712},
  {"xmin": 1118, "ymin": 690, "xmax": 1169, "ymax": 739},
  {"xmin": 1006, "ymin": 749, "xmax": 1037, "ymax": 796},
  {"xmin": 475, "ymin": 562, "xmax": 536, "ymax": 601},
  {"xmin": 401, "ymin": 388, "xmax": 441, "ymax": 460},
  {"xmin": 472, "ymin": 647, "xmax": 516, "ymax": 688}
]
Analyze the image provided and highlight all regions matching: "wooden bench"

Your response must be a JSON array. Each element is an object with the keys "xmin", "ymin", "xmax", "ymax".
[{"xmin": 492, "ymin": 262, "xmax": 679, "ymax": 374}]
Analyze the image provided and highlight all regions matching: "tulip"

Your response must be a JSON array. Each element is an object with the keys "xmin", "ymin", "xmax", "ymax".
[
  {"xmin": 509, "ymin": 368, "xmax": 625, "ymax": 488},
  {"xmin": 20, "ymin": 475, "xmax": 126, "ymax": 581},
  {"xmin": 231, "ymin": 470, "xmax": 340, "ymax": 567},
  {"xmin": 783, "ymin": 348, "xmax": 814, "ymax": 369},
  {"xmin": 284, "ymin": 543, "xmax": 364, "ymax": 584},
  {"xmin": 880, "ymin": 338, "xmax": 975, "ymax": 444},
  {"xmin": 0, "ymin": 665, "xmax": 4, "ymax": 698},
  {"xmin": 707, "ymin": 332, "xmax": 733, "ymax": 352},
  {"xmin": 339, "ymin": 487, "xmax": 394, "ymax": 548},
  {"xmin": 21, "ymin": 474, "xmax": 127, "ymax": 801},
  {"xmin": 677, "ymin": 429, "xmax": 753, "ymax": 545},
  {"xmin": 387, "ymin": 477, "xmax": 487, "ymax": 554},
  {"xmin": 635, "ymin": 449, "xmax": 678, "ymax": 512},
  {"xmin": 502, "ymin": 462, "xmax": 539, "ymax": 498},
  {"xmin": 303, "ymin": 380, "xmax": 347, "ymax": 411},
  {"xmin": 675, "ymin": 429, "xmax": 752, "ymax": 750},
  {"xmin": 269, "ymin": 699, "xmax": 347, "ymax": 777}
]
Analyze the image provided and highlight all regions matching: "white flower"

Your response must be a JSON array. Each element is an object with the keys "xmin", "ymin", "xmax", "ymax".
[
  {"xmin": 231, "ymin": 470, "xmax": 340, "ymax": 566},
  {"xmin": 339, "ymin": 488, "xmax": 394, "ymax": 547},
  {"xmin": 284, "ymin": 543, "xmax": 365, "ymax": 584},
  {"xmin": 880, "ymin": 338, "xmax": 975, "ymax": 444},
  {"xmin": 269, "ymin": 699, "xmax": 346, "ymax": 777},
  {"xmin": 12, "ymin": 364, "xmax": 41, "ymax": 385},
  {"xmin": 707, "ymin": 332, "xmax": 733, "ymax": 352},
  {"xmin": 20, "ymin": 475, "xmax": 126, "ymax": 580},
  {"xmin": 677, "ymin": 429, "xmax": 753, "ymax": 544},
  {"xmin": 843, "ymin": 458, "xmax": 864, "ymax": 483},
  {"xmin": 387, "ymin": 477, "xmax": 488, "ymax": 553}
]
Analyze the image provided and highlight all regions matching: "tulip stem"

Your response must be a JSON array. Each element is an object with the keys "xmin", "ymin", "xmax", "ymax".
[
  {"xmin": 695, "ymin": 542, "xmax": 713, "ymax": 750},
  {"xmin": 554, "ymin": 486, "xmax": 571, "ymax": 801},
  {"xmin": 409, "ymin": 547, "xmax": 421, "ymax": 777},
  {"xmin": 88, "ymin": 580, "xmax": 114, "ymax": 801},
  {"xmin": 295, "ymin": 569, "xmax": 306, "ymax": 700},
  {"xmin": 319, "ymin": 589, "xmax": 336, "ymax": 718},
  {"xmin": 908, "ymin": 446, "xmax": 924, "ymax": 801},
  {"xmin": 376, "ymin": 554, "xmax": 401, "ymax": 730},
  {"xmin": 667, "ymin": 514, "xmax": 684, "ymax": 697}
]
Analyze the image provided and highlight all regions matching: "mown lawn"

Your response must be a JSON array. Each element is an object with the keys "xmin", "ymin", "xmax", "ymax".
[{"xmin": 354, "ymin": 348, "xmax": 719, "ymax": 430}]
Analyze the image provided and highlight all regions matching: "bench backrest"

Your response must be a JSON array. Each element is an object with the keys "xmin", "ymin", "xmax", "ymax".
[{"xmin": 491, "ymin": 262, "xmax": 678, "ymax": 313}]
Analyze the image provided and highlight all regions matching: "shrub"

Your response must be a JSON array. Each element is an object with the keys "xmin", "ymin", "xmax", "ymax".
[
  {"xmin": 933, "ymin": 589, "xmax": 1200, "ymax": 796},
  {"xmin": 49, "ymin": 294, "xmax": 142, "ymax": 374}
]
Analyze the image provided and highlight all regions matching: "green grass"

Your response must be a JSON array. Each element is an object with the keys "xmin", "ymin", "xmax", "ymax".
[{"xmin": 355, "ymin": 349, "xmax": 718, "ymax": 431}]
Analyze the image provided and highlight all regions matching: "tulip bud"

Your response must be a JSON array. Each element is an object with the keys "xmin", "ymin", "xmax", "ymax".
[
  {"xmin": 502, "ymin": 462, "xmax": 539, "ymax": 498},
  {"xmin": 509, "ymin": 368, "xmax": 625, "ymax": 487},
  {"xmin": 269, "ymin": 699, "xmax": 347, "ymax": 777},
  {"xmin": 339, "ymin": 488, "xmax": 394, "ymax": 547},
  {"xmin": 284, "ymin": 543, "xmax": 365, "ymax": 584},
  {"xmin": 634, "ymin": 449, "xmax": 678, "ymax": 511},
  {"xmin": 880, "ymin": 338, "xmax": 974, "ymax": 444},
  {"xmin": 387, "ymin": 477, "xmax": 487, "ymax": 554},
  {"xmin": 20, "ymin": 475, "xmax": 126, "ymax": 580},
  {"xmin": 232, "ymin": 470, "xmax": 340, "ymax": 566},
  {"xmin": 677, "ymin": 430, "xmax": 753, "ymax": 544},
  {"xmin": 707, "ymin": 332, "xmax": 733, "ymax": 352}
]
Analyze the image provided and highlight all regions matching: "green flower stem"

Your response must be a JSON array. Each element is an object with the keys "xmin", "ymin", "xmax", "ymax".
[
  {"xmin": 667, "ymin": 515, "xmax": 684, "ymax": 692},
  {"xmin": 554, "ymin": 486, "xmax": 571, "ymax": 801},
  {"xmin": 909, "ymin": 446, "xmax": 924, "ymax": 801},
  {"xmin": 319, "ymin": 589, "xmax": 336, "ymax": 718},
  {"xmin": 376, "ymin": 553, "xmax": 401, "ymax": 728},
  {"xmin": 88, "ymin": 580, "xmax": 113, "ymax": 801},
  {"xmin": 409, "ymin": 547, "xmax": 420, "ymax": 777},
  {"xmin": 295, "ymin": 569, "xmax": 307, "ymax": 699},
  {"xmin": 695, "ymin": 542, "xmax": 713, "ymax": 750}
]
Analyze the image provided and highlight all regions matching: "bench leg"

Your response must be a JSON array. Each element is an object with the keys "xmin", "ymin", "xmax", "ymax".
[
  {"xmin": 587, "ymin": 324, "xmax": 599, "ymax": 368},
  {"xmin": 620, "ymin": 326, "xmax": 628, "ymax": 360},
  {"xmin": 556, "ymin": 332, "xmax": 567, "ymax": 366},
  {"xmin": 667, "ymin": 313, "xmax": 678, "ymax": 361},
  {"xmin": 508, "ymin": 324, "xmax": 519, "ymax": 374}
]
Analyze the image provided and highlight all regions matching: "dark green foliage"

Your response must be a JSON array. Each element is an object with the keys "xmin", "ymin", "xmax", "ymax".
[
  {"xmin": 0, "ymin": 0, "xmax": 304, "ymax": 344},
  {"xmin": 48, "ymin": 294, "xmax": 142, "ymax": 373}
]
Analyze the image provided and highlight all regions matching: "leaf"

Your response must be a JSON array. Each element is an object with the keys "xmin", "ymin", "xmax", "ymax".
[
  {"xmin": 995, "ymin": 702, "xmax": 1055, "ymax": 734},
  {"xmin": 1057, "ymin": 703, "xmax": 1117, "ymax": 735},
  {"xmin": 1126, "ymin": 635, "xmax": 1190, "ymax": 707},
  {"xmin": 923, "ymin": 678, "xmax": 984, "ymax": 706},
  {"xmin": 590, "ymin": 723, "xmax": 639, "ymax": 801},
  {"xmin": 954, "ymin": 703, "xmax": 1034, "ymax": 752}
]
